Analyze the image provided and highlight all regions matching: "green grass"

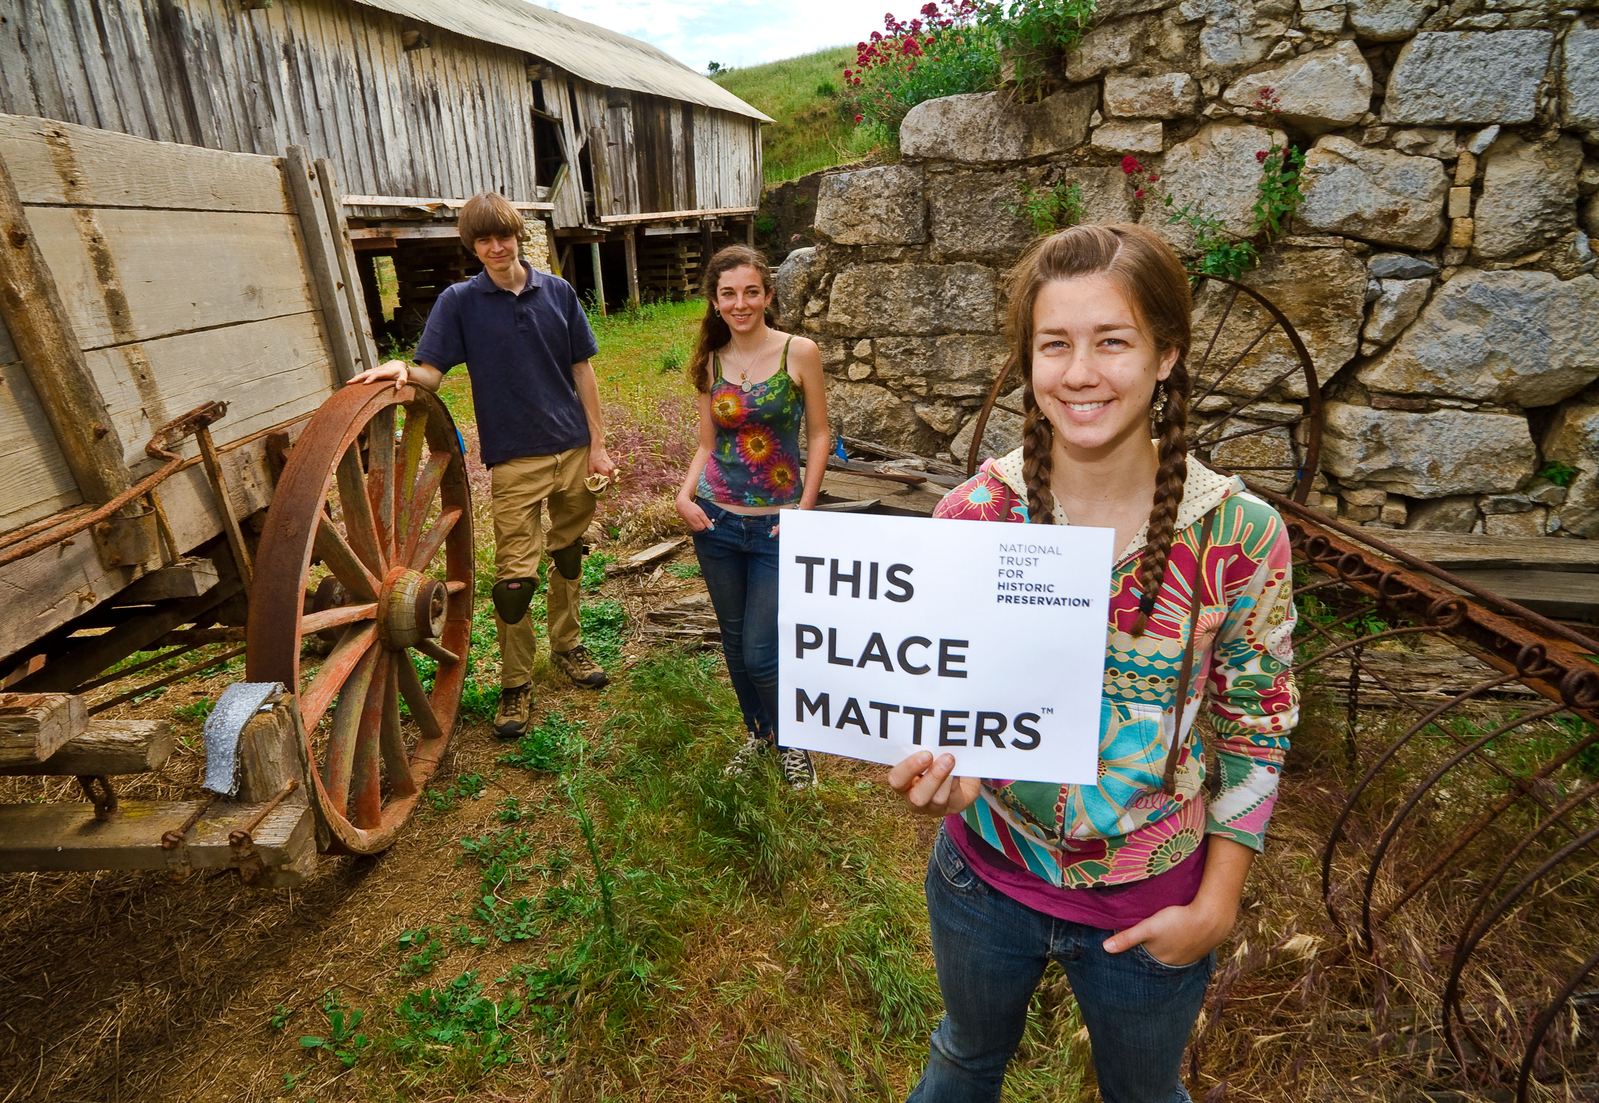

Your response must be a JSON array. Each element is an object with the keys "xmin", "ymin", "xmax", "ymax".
[{"xmin": 714, "ymin": 46, "xmax": 889, "ymax": 183}]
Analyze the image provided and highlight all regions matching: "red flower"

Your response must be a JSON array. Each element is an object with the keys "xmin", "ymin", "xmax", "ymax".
[
  {"xmin": 854, "ymin": 114, "xmax": 864, "ymax": 123},
  {"xmin": 843, "ymin": 69, "xmax": 853, "ymax": 78},
  {"xmin": 1121, "ymin": 155, "xmax": 1144, "ymax": 175},
  {"xmin": 1147, "ymin": 174, "xmax": 1160, "ymax": 182},
  {"xmin": 1135, "ymin": 188, "xmax": 1145, "ymax": 198},
  {"xmin": 1255, "ymin": 150, "xmax": 1268, "ymax": 163}
]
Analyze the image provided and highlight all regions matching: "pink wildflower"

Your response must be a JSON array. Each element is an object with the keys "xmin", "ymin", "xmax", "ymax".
[{"xmin": 1121, "ymin": 155, "xmax": 1144, "ymax": 175}]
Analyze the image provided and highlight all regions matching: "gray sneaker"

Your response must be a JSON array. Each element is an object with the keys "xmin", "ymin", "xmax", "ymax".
[
  {"xmin": 724, "ymin": 733, "xmax": 772, "ymax": 776},
  {"xmin": 493, "ymin": 684, "xmax": 533, "ymax": 740},
  {"xmin": 779, "ymin": 746, "xmax": 816, "ymax": 790}
]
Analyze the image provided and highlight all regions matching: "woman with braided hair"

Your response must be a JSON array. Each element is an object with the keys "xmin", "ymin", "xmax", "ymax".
[{"xmin": 888, "ymin": 223, "xmax": 1297, "ymax": 1102}]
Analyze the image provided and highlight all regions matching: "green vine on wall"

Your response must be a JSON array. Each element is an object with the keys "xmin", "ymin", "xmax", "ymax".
[{"xmin": 1005, "ymin": 178, "xmax": 1085, "ymax": 234}]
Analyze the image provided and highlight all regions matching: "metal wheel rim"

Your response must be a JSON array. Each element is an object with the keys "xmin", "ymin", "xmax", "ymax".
[{"xmin": 247, "ymin": 382, "xmax": 473, "ymax": 854}]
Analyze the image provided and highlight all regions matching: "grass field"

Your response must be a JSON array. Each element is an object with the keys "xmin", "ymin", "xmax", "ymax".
[{"xmin": 713, "ymin": 46, "xmax": 889, "ymax": 183}]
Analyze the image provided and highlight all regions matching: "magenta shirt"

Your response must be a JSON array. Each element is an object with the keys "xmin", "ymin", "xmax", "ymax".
[{"xmin": 947, "ymin": 815, "xmax": 1208, "ymax": 929}]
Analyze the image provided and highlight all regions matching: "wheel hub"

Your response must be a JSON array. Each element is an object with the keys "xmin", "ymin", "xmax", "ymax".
[{"xmin": 378, "ymin": 567, "xmax": 446, "ymax": 650}]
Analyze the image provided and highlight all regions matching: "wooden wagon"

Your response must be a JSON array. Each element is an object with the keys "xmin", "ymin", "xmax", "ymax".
[{"xmin": 0, "ymin": 114, "xmax": 476, "ymax": 886}]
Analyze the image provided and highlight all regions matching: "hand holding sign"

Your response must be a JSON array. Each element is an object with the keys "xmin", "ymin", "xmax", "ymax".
[{"xmin": 777, "ymin": 510, "xmax": 1115, "ymax": 785}]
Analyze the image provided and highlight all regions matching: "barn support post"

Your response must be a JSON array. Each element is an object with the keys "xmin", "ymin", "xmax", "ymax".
[
  {"xmin": 623, "ymin": 228, "xmax": 640, "ymax": 309},
  {"xmin": 0, "ymin": 154, "xmax": 132, "ymax": 505},
  {"xmin": 590, "ymin": 242, "xmax": 606, "ymax": 315},
  {"xmin": 745, "ymin": 217, "xmax": 754, "ymax": 248},
  {"xmin": 700, "ymin": 219, "xmax": 714, "ymax": 271}
]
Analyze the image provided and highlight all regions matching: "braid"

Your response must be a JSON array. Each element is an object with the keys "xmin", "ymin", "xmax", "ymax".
[
  {"xmin": 1020, "ymin": 371, "xmax": 1056, "ymax": 525},
  {"xmin": 1130, "ymin": 361, "xmax": 1192, "ymax": 637}
]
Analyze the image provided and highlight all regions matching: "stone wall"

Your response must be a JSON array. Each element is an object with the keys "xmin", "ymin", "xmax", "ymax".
[{"xmin": 779, "ymin": 5, "xmax": 1599, "ymax": 538}]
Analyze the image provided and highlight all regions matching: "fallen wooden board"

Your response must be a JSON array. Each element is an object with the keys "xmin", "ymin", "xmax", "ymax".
[
  {"xmin": 1374, "ymin": 532, "xmax": 1599, "ymax": 574},
  {"xmin": 0, "ymin": 693, "xmax": 86, "ymax": 763},
  {"xmin": 818, "ymin": 470, "xmax": 944, "ymax": 517},
  {"xmin": 608, "ymin": 537, "xmax": 685, "ymax": 576},
  {"xmin": 0, "ymin": 719, "xmax": 172, "ymax": 776},
  {"xmin": 642, "ymin": 593, "xmax": 720, "ymax": 650},
  {"xmin": 1309, "ymin": 650, "xmax": 1541, "ymax": 702},
  {"xmin": 1444, "ymin": 569, "xmax": 1599, "ymax": 620},
  {"xmin": 0, "ymin": 798, "xmax": 313, "ymax": 881}
]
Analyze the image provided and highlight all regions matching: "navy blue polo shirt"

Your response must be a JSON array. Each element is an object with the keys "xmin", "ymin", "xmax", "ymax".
[{"xmin": 415, "ymin": 266, "xmax": 600, "ymax": 467}]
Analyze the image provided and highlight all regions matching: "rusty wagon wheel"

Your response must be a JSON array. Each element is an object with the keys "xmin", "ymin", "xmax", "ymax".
[
  {"xmin": 965, "ymin": 273, "xmax": 1322, "ymax": 504},
  {"xmin": 247, "ymin": 382, "xmax": 473, "ymax": 854}
]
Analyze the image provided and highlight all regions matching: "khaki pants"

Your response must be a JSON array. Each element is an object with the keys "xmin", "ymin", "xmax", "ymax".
[{"xmin": 490, "ymin": 446, "xmax": 595, "ymax": 687}]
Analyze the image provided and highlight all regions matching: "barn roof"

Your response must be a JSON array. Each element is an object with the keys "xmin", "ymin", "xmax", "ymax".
[{"xmin": 355, "ymin": 0, "xmax": 773, "ymax": 123}]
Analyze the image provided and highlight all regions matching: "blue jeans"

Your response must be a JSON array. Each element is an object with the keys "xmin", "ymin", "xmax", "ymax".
[
  {"xmin": 909, "ymin": 827, "xmax": 1215, "ymax": 1103},
  {"xmin": 691, "ymin": 499, "xmax": 781, "ymax": 741}
]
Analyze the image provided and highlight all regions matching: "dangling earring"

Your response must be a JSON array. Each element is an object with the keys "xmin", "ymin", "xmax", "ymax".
[{"xmin": 1151, "ymin": 381, "xmax": 1168, "ymax": 426}]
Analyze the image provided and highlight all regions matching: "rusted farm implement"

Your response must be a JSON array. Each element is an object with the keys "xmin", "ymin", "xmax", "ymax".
[
  {"xmin": 962, "ymin": 272, "xmax": 1599, "ymax": 1099},
  {"xmin": 0, "ymin": 115, "xmax": 473, "ymax": 885}
]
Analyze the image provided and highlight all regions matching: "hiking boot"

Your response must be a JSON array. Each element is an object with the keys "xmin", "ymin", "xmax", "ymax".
[
  {"xmin": 551, "ymin": 646, "xmax": 609, "ymax": 689},
  {"xmin": 779, "ymin": 746, "xmax": 817, "ymax": 790},
  {"xmin": 724, "ymin": 732, "xmax": 774, "ymax": 776},
  {"xmin": 493, "ymin": 684, "xmax": 534, "ymax": 740}
]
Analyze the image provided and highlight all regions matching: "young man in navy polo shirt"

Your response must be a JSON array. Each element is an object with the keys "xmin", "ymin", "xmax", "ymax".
[{"xmin": 349, "ymin": 193, "xmax": 617, "ymax": 738}]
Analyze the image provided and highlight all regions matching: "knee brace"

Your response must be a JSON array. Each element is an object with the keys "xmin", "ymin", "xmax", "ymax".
[
  {"xmin": 492, "ymin": 578, "xmax": 538, "ymax": 624},
  {"xmin": 548, "ymin": 540, "xmax": 588, "ymax": 581}
]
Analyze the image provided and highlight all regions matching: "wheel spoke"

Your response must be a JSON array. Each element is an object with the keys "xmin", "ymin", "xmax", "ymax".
[
  {"xmin": 350, "ymin": 653, "xmax": 391, "ymax": 828},
  {"xmin": 412, "ymin": 508, "xmax": 462, "ymax": 573},
  {"xmin": 416, "ymin": 638, "xmax": 461, "ymax": 665},
  {"xmin": 300, "ymin": 601, "xmax": 378, "ymax": 637},
  {"xmin": 322, "ymin": 643, "xmax": 380, "ymax": 816},
  {"xmin": 1193, "ymin": 320, "xmax": 1279, "ymax": 406},
  {"xmin": 444, "ymin": 580, "xmax": 468, "ymax": 595},
  {"xmin": 315, "ymin": 512, "xmax": 380, "ymax": 601},
  {"xmin": 367, "ymin": 406, "xmax": 396, "ymax": 563},
  {"xmin": 336, "ymin": 443, "xmax": 386, "ymax": 575},
  {"xmin": 381, "ymin": 657, "xmax": 418, "ymax": 798},
  {"xmin": 300, "ymin": 623, "xmax": 377, "ymax": 731},
  {"xmin": 397, "ymin": 649, "xmax": 444, "ymax": 742},
  {"xmin": 397, "ymin": 405, "xmax": 430, "ymax": 537},
  {"xmin": 400, "ymin": 453, "xmax": 451, "ymax": 566}
]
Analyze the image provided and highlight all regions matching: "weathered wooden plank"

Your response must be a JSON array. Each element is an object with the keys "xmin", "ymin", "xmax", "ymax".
[
  {"xmin": 0, "ymin": 797, "xmax": 313, "ymax": 877},
  {"xmin": 0, "ymin": 112, "xmax": 289, "ymax": 212},
  {"xmin": 0, "ymin": 357, "xmax": 87, "ymax": 532},
  {"xmin": 1447, "ymin": 569, "xmax": 1599, "ymax": 619},
  {"xmin": 607, "ymin": 537, "xmax": 685, "ymax": 576},
  {"xmin": 284, "ymin": 146, "xmax": 361, "ymax": 383},
  {"xmin": 135, "ymin": 0, "xmax": 201, "ymax": 145},
  {"xmin": 274, "ymin": 0, "xmax": 327, "ymax": 166},
  {"xmin": 38, "ymin": 1, "xmax": 100, "ymax": 129},
  {"xmin": 26, "ymin": 205, "xmax": 315, "ymax": 349},
  {"xmin": 341, "ymin": 10, "xmax": 387, "ymax": 198},
  {"xmin": 314, "ymin": 158, "xmax": 379, "ymax": 375},
  {"xmin": 0, "ymin": 5, "xmax": 37, "ymax": 119},
  {"xmin": 0, "ymin": 693, "xmax": 87, "ymax": 762},
  {"xmin": 93, "ymin": 0, "xmax": 160, "ymax": 141},
  {"xmin": 360, "ymin": 14, "xmax": 407, "ymax": 195},
  {"xmin": 13, "ymin": 3, "xmax": 69, "ymax": 124},
  {"xmin": 236, "ymin": 1, "xmax": 292, "ymax": 156},
  {"xmin": 87, "ymin": 310, "xmax": 334, "ymax": 468},
  {"xmin": 1374, "ymin": 531, "xmax": 1599, "ymax": 573},
  {"xmin": 61, "ymin": 0, "xmax": 126, "ymax": 134},
  {"xmin": 1, "ymin": 718, "xmax": 172, "ymax": 775},
  {"xmin": 113, "ymin": 557, "xmax": 218, "ymax": 602},
  {"xmin": 0, "ymin": 160, "xmax": 131, "ymax": 504},
  {"xmin": 307, "ymin": 0, "xmax": 362, "ymax": 189}
]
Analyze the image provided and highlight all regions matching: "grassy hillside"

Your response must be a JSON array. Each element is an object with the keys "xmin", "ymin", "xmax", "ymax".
[{"xmin": 714, "ymin": 45, "xmax": 881, "ymax": 184}]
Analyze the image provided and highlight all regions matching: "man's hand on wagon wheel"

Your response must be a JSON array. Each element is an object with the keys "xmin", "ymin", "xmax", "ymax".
[{"xmin": 347, "ymin": 359, "xmax": 442, "ymax": 392}]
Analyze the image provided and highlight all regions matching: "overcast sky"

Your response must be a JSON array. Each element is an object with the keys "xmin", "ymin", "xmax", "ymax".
[{"xmin": 540, "ymin": 0, "xmax": 874, "ymax": 70}]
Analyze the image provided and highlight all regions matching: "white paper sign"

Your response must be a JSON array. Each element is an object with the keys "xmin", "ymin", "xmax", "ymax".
[{"xmin": 777, "ymin": 509, "xmax": 1115, "ymax": 784}]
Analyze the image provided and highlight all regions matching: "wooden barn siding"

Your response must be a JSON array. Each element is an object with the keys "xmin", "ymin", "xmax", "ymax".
[{"xmin": 0, "ymin": 0, "xmax": 540, "ymax": 203}]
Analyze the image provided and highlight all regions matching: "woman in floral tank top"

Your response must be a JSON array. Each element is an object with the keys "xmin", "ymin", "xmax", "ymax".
[
  {"xmin": 675, "ymin": 246, "xmax": 831, "ymax": 788},
  {"xmin": 887, "ymin": 225, "xmax": 1297, "ymax": 1103}
]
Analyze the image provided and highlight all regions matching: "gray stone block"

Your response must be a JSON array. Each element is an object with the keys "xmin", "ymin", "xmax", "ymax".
[
  {"xmin": 813, "ymin": 165, "xmax": 926, "ymax": 245},
  {"xmin": 900, "ymin": 88, "xmax": 1097, "ymax": 164},
  {"xmin": 1320, "ymin": 404, "xmax": 1534, "ymax": 496},
  {"xmin": 1297, "ymin": 136, "xmax": 1449, "ymax": 249},
  {"xmin": 1381, "ymin": 31, "xmax": 1553, "ymax": 125}
]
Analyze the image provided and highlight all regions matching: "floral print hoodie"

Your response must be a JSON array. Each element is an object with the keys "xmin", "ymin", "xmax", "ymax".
[{"xmin": 934, "ymin": 448, "xmax": 1298, "ymax": 888}]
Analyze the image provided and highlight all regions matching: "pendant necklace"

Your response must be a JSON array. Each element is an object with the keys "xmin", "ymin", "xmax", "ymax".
[{"xmin": 728, "ymin": 330, "xmax": 770, "ymax": 394}]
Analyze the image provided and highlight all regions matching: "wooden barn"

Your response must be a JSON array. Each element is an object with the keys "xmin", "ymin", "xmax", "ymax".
[{"xmin": 0, "ymin": 0, "xmax": 770, "ymax": 335}]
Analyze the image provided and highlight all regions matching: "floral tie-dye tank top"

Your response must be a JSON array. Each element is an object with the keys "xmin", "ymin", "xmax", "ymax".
[{"xmin": 696, "ymin": 336, "xmax": 804, "ymax": 507}]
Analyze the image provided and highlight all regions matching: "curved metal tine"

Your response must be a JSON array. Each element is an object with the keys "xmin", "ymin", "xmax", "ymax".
[
  {"xmin": 1376, "ymin": 721, "xmax": 1599, "ymax": 946},
  {"xmin": 1194, "ymin": 413, "xmax": 1310, "ymax": 448},
  {"xmin": 1516, "ymin": 942, "xmax": 1599, "ymax": 1103},
  {"xmin": 1358, "ymin": 702, "xmax": 1574, "ymax": 950},
  {"xmin": 1191, "ymin": 281, "xmax": 1240, "ymax": 379},
  {"xmin": 993, "ymin": 402, "xmax": 1025, "ymax": 417},
  {"xmin": 1442, "ymin": 777, "xmax": 1599, "ymax": 1066},
  {"xmin": 1192, "ymin": 319, "xmax": 1282, "ymax": 409},
  {"xmin": 1320, "ymin": 673, "xmax": 1520, "ymax": 935}
]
